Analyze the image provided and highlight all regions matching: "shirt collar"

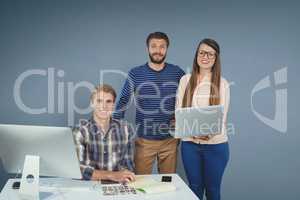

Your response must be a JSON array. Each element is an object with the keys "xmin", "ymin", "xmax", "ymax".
[{"xmin": 88, "ymin": 117, "xmax": 119, "ymax": 136}]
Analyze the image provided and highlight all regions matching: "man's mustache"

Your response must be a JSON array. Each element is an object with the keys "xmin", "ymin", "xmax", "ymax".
[{"xmin": 151, "ymin": 53, "xmax": 164, "ymax": 57}]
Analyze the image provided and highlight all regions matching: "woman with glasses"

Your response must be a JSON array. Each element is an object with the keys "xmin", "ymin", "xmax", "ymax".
[{"xmin": 176, "ymin": 38, "xmax": 230, "ymax": 200}]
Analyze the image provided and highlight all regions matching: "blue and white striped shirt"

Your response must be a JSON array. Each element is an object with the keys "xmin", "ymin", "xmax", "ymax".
[{"xmin": 114, "ymin": 63, "xmax": 185, "ymax": 140}]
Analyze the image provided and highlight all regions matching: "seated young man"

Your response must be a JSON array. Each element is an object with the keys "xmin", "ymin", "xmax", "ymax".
[{"xmin": 74, "ymin": 84, "xmax": 136, "ymax": 183}]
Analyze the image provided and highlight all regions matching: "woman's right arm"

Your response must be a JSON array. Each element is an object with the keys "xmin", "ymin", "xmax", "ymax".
[{"xmin": 176, "ymin": 75, "xmax": 188, "ymax": 110}]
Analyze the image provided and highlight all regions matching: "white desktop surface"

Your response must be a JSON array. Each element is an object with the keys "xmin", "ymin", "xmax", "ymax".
[{"xmin": 0, "ymin": 174, "xmax": 198, "ymax": 200}]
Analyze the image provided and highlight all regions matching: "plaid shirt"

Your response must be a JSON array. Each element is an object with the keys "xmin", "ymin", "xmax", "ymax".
[{"xmin": 74, "ymin": 118, "xmax": 135, "ymax": 180}]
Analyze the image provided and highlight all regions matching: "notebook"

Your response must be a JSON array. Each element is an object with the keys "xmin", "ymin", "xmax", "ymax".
[{"xmin": 127, "ymin": 176, "xmax": 176, "ymax": 194}]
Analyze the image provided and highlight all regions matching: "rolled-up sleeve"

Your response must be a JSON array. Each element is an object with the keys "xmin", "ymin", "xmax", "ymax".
[
  {"xmin": 73, "ymin": 125, "xmax": 95, "ymax": 180},
  {"xmin": 120, "ymin": 123, "xmax": 136, "ymax": 171}
]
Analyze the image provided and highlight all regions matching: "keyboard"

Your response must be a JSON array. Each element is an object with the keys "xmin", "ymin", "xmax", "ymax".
[
  {"xmin": 102, "ymin": 184, "xmax": 137, "ymax": 196},
  {"xmin": 39, "ymin": 179, "xmax": 92, "ymax": 192}
]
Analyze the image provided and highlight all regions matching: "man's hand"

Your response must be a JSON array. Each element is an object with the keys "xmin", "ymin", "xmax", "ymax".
[
  {"xmin": 109, "ymin": 170, "xmax": 136, "ymax": 183},
  {"xmin": 91, "ymin": 169, "xmax": 135, "ymax": 183}
]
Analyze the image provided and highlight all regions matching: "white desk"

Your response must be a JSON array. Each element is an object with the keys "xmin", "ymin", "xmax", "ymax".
[{"xmin": 0, "ymin": 174, "xmax": 198, "ymax": 200}]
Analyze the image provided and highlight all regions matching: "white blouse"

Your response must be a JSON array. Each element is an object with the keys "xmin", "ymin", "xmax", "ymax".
[{"xmin": 176, "ymin": 73, "xmax": 230, "ymax": 144}]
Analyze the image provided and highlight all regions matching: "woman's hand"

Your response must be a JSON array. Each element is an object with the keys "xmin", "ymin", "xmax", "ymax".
[{"xmin": 193, "ymin": 135, "xmax": 213, "ymax": 141}]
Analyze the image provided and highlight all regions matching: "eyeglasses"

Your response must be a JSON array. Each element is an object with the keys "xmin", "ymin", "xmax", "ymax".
[{"xmin": 198, "ymin": 50, "xmax": 216, "ymax": 59}]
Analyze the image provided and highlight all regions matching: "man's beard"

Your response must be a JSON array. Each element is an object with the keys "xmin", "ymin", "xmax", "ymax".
[{"xmin": 149, "ymin": 53, "xmax": 166, "ymax": 64}]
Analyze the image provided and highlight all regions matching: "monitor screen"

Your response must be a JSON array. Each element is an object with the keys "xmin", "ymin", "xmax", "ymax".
[{"xmin": 0, "ymin": 124, "xmax": 81, "ymax": 179}]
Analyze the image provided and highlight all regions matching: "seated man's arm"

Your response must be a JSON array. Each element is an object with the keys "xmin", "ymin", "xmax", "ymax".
[
  {"xmin": 95, "ymin": 123, "xmax": 135, "ymax": 183},
  {"xmin": 73, "ymin": 126, "xmax": 95, "ymax": 180},
  {"xmin": 120, "ymin": 123, "xmax": 136, "ymax": 172}
]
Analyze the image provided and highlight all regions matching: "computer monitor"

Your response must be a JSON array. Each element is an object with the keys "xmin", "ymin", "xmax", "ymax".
[{"xmin": 0, "ymin": 124, "xmax": 82, "ymax": 179}]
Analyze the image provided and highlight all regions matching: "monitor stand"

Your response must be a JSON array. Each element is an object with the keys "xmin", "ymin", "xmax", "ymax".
[{"xmin": 19, "ymin": 155, "xmax": 40, "ymax": 200}]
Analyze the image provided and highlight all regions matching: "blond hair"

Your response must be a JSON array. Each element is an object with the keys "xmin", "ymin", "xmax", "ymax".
[{"xmin": 90, "ymin": 84, "xmax": 117, "ymax": 102}]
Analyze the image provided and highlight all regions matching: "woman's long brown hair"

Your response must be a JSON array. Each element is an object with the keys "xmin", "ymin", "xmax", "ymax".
[{"xmin": 182, "ymin": 38, "xmax": 221, "ymax": 107}]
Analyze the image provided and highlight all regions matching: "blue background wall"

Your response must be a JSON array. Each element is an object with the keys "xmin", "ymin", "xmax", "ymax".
[{"xmin": 0, "ymin": 0, "xmax": 299, "ymax": 199}]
